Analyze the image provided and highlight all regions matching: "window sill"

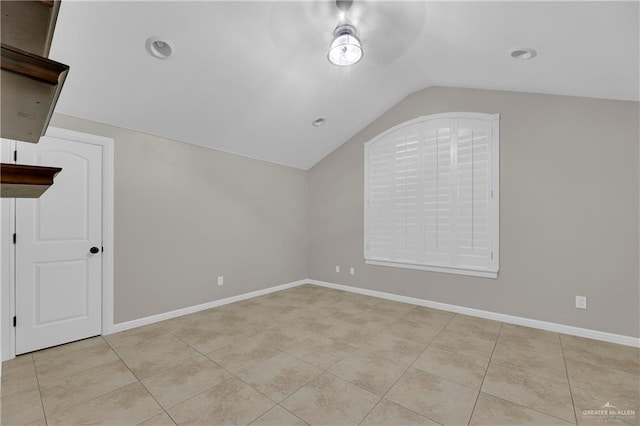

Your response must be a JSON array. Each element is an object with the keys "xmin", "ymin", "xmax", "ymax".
[{"xmin": 365, "ymin": 259, "xmax": 498, "ymax": 279}]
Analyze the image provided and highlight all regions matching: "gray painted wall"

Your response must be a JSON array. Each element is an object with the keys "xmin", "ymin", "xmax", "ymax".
[
  {"xmin": 49, "ymin": 85, "xmax": 640, "ymax": 338},
  {"xmin": 51, "ymin": 114, "xmax": 309, "ymax": 323},
  {"xmin": 308, "ymin": 86, "xmax": 640, "ymax": 338}
]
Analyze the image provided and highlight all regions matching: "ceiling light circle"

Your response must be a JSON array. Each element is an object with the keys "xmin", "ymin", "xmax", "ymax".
[
  {"xmin": 146, "ymin": 36, "xmax": 174, "ymax": 60},
  {"xmin": 509, "ymin": 47, "xmax": 537, "ymax": 60},
  {"xmin": 328, "ymin": 24, "xmax": 363, "ymax": 66},
  {"xmin": 312, "ymin": 118, "xmax": 326, "ymax": 127},
  {"xmin": 336, "ymin": 0, "xmax": 353, "ymax": 12}
]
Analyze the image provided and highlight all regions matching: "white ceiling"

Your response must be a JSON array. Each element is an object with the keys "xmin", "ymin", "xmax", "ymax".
[{"xmin": 50, "ymin": 1, "xmax": 639, "ymax": 170}]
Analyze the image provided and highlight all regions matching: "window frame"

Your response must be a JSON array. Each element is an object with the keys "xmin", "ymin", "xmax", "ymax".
[{"xmin": 364, "ymin": 112, "xmax": 500, "ymax": 279}]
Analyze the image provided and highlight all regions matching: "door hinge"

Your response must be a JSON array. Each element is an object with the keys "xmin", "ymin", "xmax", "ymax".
[
  {"xmin": 13, "ymin": 316, "xmax": 16, "ymax": 327},
  {"xmin": 491, "ymin": 251, "xmax": 494, "ymax": 260},
  {"xmin": 101, "ymin": 246, "xmax": 104, "ymax": 252},
  {"xmin": 12, "ymin": 233, "xmax": 16, "ymax": 244},
  {"xmin": 13, "ymin": 150, "xmax": 17, "ymax": 162}
]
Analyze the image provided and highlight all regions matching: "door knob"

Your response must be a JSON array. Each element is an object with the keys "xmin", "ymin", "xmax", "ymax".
[{"xmin": 90, "ymin": 246, "xmax": 100, "ymax": 254}]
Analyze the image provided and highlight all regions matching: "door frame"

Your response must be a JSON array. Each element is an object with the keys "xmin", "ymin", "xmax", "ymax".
[{"xmin": 1, "ymin": 127, "xmax": 115, "ymax": 360}]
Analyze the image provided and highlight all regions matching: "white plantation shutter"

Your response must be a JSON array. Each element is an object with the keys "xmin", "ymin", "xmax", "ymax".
[
  {"xmin": 422, "ymin": 120, "xmax": 453, "ymax": 266},
  {"xmin": 366, "ymin": 123, "xmax": 422, "ymax": 262},
  {"xmin": 365, "ymin": 113, "xmax": 499, "ymax": 278},
  {"xmin": 392, "ymin": 125, "xmax": 421, "ymax": 262},
  {"xmin": 366, "ymin": 135, "xmax": 395, "ymax": 259},
  {"xmin": 455, "ymin": 119, "xmax": 493, "ymax": 269}
]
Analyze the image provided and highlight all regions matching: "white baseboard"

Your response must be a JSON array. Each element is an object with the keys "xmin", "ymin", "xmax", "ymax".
[
  {"xmin": 107, "ymin": 277, "xmax": 639, "ymax": 348},
  {"xmin": 307, "ymin": 279, "xmax": 640, "ymax": 348},
  {"xmin": 108, "ymin": 279, "xmax": 308, "ymax": 334}
]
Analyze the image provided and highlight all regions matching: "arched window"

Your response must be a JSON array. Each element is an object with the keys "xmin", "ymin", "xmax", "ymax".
[{"xmin": 364, "ymin": 112, "xmax": 499, "ymax": 278}]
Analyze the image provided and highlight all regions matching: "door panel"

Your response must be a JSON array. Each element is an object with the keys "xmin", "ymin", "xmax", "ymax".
[
  {"xmin": 15, "ymin": 136, "xmax": 102, "ymax": 354},
  {"xmin": 36, "ymin": 260, "xmax": 88, "ymax": 324},
  {"xmin": 37, "ymin": 152, "xmax": 89, "ymax": 241}
]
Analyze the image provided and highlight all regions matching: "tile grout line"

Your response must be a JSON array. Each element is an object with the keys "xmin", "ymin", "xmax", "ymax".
[
  {"xmin": 33, "ymin": 338, "xmax": 141, "ymax": 424},
  {"xmin": 271, "ymin": 295, "xmax": 427, "ymax": 425},
  {"xmin": 246, "ymin": 292, "xmax": 341, "ymax": 425},
  {"xmin": 407, "ymin": 325, "xmax": 514, "ymax": 393},
  {"xmin": 479, "ymin": 391, "xmax": 578, "ymax": 425},
  {"xmin": 276, "ymin": 326, "xmax": 390, "ymax": 425},
  {"xmin": 31, "ymin": 354, "xmax": 49, "ymax": 426},
  {"xmin": 29, "ymin": 336, "xmax": 150, "ymax": 408},
  {"xmin": 212, "ymin": 345, "xmax": 320, "ymax": 425},
  {"xmin": 277, "ymin": 323, "xmax": 387, "ymax": 418},
  {"xmin": 488, "ymin": 346, "xmax": 580, "ymax": 386},
  {"xmin": 157, "ymin": 322, "xmax": 295, "ymax": 423},
  {"xmin": 23, "ymin": 290, "xmax": 452, "ymax": 424},
  {"xmin": 29, "ymin": 337, "xmax": 115, "ymax": 380},
  {"xmin": 559, "ymin": 335, "xmax": 579, "ymax": 425},
  {"xmin": 275, "ymin": 406, "xmax": 312, "ymax": 426},
  {"xmin": 157, "ymin": 335, "xmax": 278, "ymax": 410},
  {"xmin": 467, "ymin": 322, "xmax": 503, "ymax": 425},
  {"xmin": 386, "ymin": 311, "xmax": 459, "ymax": 425},
  {"xmin": 19, "ymin": 294, "xmax": 357, "ymax": 422},
  {"xmin": 224, "ymin": 292, "xmax": 362, "ymax": 423},
  {"xmin": 356, "ymin": 310, "xmax": 458, "ymax": 426},
  {"xmin": 476, "ymin": 331, "xmax": 580, "ymax": 425},
  {"xmin": 166, "ymin": 292, "xmax": 337, "ymax": 412},
  {"xmin": 102, "ymin": 337, "xmax": 180, "ymax": 425},
  {"xmin": 247, "ymin": 404, "xmax": 311, "ymax": 426},
  {"xmin": 16, "ymin": 286, "xmax": 602, "ymax": 426},
  {"xmin": 26, "ymin": 335, "xmax": 101, "ymax": 360}
]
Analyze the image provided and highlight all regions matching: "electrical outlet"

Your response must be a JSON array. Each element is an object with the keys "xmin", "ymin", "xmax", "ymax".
[
  {"xmin": 217, "ymin": 276, "xmax": 224, "ymax": 286},
  {"xmin": 350, "ymin": 267, "xmax": 355, "ymax": 275},
  {"xmin": 575, "ymin": 295, "xmax": 587, "ymax": 309},
  {"xmin": 335, "ymin": 265, "xmax": 340, "ymax": 273}
]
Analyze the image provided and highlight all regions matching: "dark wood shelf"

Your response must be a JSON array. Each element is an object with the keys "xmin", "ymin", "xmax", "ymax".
[
  {"xmin": 1, "ymin": 163, "xmax": 62, "ymax": 198},
  {"xmin": 1, "ymin": 0, "xmax": 60, "ymax": 57},
  {"xmin": 1, "ymin": 0, "xmax": 69, "ymax": 144},
  {"xmin": 1, "ymin": 0, "xmax": 67, "ymax": 197},
  {"xmin": 1, "ymin": 43, "xmax": 69, "ymax": 143}
]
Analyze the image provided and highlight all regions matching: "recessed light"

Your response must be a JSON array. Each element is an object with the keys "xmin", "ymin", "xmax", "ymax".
[
  {"xmin": 312, "ymin": 118, "xmax": 326, "ymax": 127},
  {"xmin": 146, "ymin": 36, "xmax": 174, "ymax": 59},
  {"xmin": 509, "ymin": 48, "xmax": 537, "ymax": 60}
]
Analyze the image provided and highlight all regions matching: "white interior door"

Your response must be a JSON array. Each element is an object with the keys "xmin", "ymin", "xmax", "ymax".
[{"xmin": 15, "ymin": 136, "xmax": 103, "ymax": 354}]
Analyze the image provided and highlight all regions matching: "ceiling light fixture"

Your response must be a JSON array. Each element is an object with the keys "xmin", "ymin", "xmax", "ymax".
[
  {"xmin": 328, "ymin": 24, "xmax": 363, "ymax": 66},
  {"xmin": 328, "ymin": 0, "xmax": 363, "ymax": 66},
  {"xmin": 146, "ymin": 36, "xmax": 174, "ymax": 60},
  {"xmin": 509, "ymin": 47, "xmax": 537, "ymax": 60}
]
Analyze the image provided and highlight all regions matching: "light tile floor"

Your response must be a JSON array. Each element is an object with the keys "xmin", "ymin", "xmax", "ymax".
[{"xmin": 1, "ymin": 284, "xmax": 639, "ymax": 426}]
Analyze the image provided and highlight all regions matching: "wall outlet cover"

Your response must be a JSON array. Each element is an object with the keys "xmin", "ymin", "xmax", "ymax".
[{"xmin": 575, "ymin": 295, "xmax": 587, "ymax": 309}]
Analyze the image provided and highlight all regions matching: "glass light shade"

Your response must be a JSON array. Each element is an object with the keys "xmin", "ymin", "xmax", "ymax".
[{"xmin": 328, "ymin": 32, "xmax": 363, "ymax": 66}]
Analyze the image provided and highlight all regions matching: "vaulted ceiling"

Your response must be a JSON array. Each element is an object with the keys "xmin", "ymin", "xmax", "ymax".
[{"xmin": 50, "ymin": 1, "xmax": 639, "ymax": 170}]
